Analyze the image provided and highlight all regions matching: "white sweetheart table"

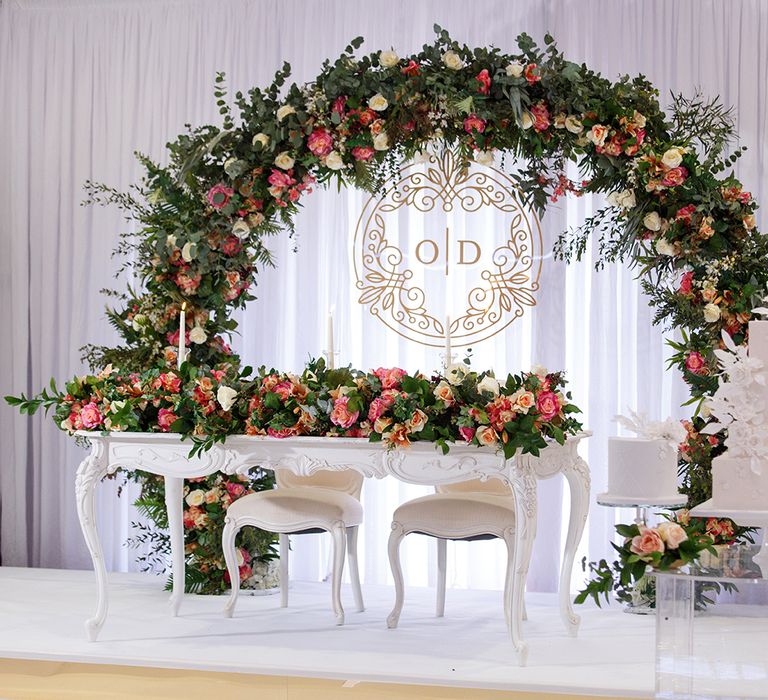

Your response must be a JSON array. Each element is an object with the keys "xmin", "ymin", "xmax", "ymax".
[{"xmin": 75, "ymin": 430, "xmax": 591, "ymax": 665}]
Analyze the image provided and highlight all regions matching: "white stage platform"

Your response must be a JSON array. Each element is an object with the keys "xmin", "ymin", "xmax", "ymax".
[{"xmin": 0, "ymin": 567, "xmax": 655, "ymax": 697}]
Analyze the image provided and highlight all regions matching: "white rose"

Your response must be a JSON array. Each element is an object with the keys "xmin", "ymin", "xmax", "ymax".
[
  {"xmin": 531, "ymin": 364, "xmax": 548, "ymax": 378},
  {"xmin": 252, "ymin": 132, "xmax": 270, "ymax": 149},
  {"xmin": 186, "ymin": 489, "xmax": 205, "ymax": 507},
  {"xmin": 633, "ymin": 111, "xmax": 647, "ymax": 129},
  {"xmin": 232, "ymin": 219, "xmax": 250, "ymax": 240},
  {"xmin": 564, "ymin": 115, "xmax": 583, "ymax": 134},
  {"xmin": 181, "ymin": 241, "xmax": 196, "ymax": 262},
  {"xmin": 520, "ymin": 111, "xmax": 534, "ymax": 130},
  {"xmin": 475, "ymin": 150, "xmax": 495, "ymax": 166},
  {"xmin": 662, "ymin": 147, "xmax": 685, "ymax": 169},
  {"xmin": 236, "ymin": 548, "xmax": 245, "ymax": 567},
  {"xmin": 506, "ymin": 61, "xmax": 524, "ymax": 77},
  {"xmin": 445, "ymin": 363, "xmax": 468, "ymax": 386},
  {"xmin": 276, "ymin": 105, "xmax": 296, "ymax": 121},
  {"xmin": 325, "ymin": 150, "xmax": 344, "ymax": 170},
  {"xmin": 216, "ymin": 385, "xmax": 238, "ymax": 412},
  {"xmin": 131, "ymin": 314, "xmax": 147, "ymax": 332},
  {"xmin": 368, "ymin": 93, "xmax": 389, "ymax": 111},
  {"xmin": 607, "ymin": 189, "xmax": 636, "ymax": 209},
  {"xmin": 703, "ymin": 303, "xmax": 721, "ymax": 323},
  {"xmin": 274, "ymin": 151, "xmax": 295, "ymax": 170},
  {"xmin": 477, "ymin": 375, "xmax": 500, "ymax": 396},
  {"xmin": 379, "ymin": 50, "xmax": 399, "ymax": 68},
  {"xmin": 166, "ymin": 234, "xmax": 177, "ymax": 249},
  {"xmin": 373, "ymin": 133, "xmax": 390, "ymax": 151},
  {"xmin": 643, "ymin": 211, "xmax": 662, "ymax": 231},
  {"xmin": 655, "ymin": 238, "xmax": 676, "ymax": 256},
  {"xmin": 189, "ymin": 326, "xmax": 207, "ymax": 344},
  {"xmin": 442, "ymin": 51, "xmax": 464, "ymax": 70}
]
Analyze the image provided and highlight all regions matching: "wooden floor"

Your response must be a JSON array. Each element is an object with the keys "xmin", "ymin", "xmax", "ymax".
[{"xmin": 0, "ymin": 660, "xmax": 639, "ymax": 700}]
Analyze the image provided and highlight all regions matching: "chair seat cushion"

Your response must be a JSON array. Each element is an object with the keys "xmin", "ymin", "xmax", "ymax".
[
  {"xmin": 227, "ymin": 486, "xmax": 363, "ymax": 530},
  {"xmin": 392, "ymin": 493, "xmax": 515, "ymax": 540}
]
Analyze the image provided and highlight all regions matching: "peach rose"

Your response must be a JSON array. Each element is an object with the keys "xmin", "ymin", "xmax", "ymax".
[
  {"xmin": 662, "ymin": 166, "xmax": 688, "ymax": 188},
  {"xmin": 586, "ymin": 124, "xmax": 608, "ymax": 147},
  {"xmin": 630, "ymin": 527, "xmax": 665, "ymax": 556},
  {"xmin": 515, "ymin": 390, "xmax": 536, "ymax": 413},
  {"xmin": 406, "ymin": 409, "xmax": 428, "ymax": 433},
  {"xmin": 476, "ymin": 425, "xmax": 498, "ymax": 447},
  {"xmin": 433, "ymin": 380, "xmax": 455, "ymax": 406},
  {"xmin": 330, "ymin": 396, "xmax": 360, "ymax": 429},
  {"xmin": 374, "ymin": 416, "xmax": 393, "ymax": 434},
  {"xmin": 657, "ymin": 521, "xmax": 688, "ymax": 549}
]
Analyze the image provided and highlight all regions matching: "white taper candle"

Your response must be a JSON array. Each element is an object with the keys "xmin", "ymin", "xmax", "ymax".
[{"xmin": 178, "ymin": 302, "xmax": 187, "ymax": 369}]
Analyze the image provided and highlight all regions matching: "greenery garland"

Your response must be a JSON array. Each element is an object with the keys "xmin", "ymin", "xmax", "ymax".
[{"xmin": 9, "ymin": 27, "xmax": 768, "ymax": 595}]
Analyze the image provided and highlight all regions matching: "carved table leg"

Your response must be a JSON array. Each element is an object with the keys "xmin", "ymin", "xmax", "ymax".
[
  {"xmin": 560, "ymin": 457, "xmax": 591, "ymax": 636},
  {"xmin": 508, "ymin": 464, "xmax": 538, "ymax": 667},
  {"xmin": 164, "ymin": 476, "xmax": 185, "ymax": 616},
  {"xmin": 75, "ymin": 441, "xmax": 109, "ymax": 641}
]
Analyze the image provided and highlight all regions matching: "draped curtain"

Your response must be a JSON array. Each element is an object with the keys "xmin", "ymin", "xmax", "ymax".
[{"xmin": 1, "ymin": 0, "xmax": 766, "ymax": 592}]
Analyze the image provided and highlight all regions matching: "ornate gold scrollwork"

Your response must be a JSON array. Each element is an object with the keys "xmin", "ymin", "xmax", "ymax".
[{"xmin": 353, "ymin": 149, "xmax": 543, "ymax": 348}]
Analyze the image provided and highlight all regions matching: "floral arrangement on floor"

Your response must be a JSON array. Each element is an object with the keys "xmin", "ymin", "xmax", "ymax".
[
  {"xmin": 575, "ymin": 511, "xmax": 734, "ymax": 607},
  {"xmin": 9, "ymin": 27, "xmax": 768, "ymax": 592}
]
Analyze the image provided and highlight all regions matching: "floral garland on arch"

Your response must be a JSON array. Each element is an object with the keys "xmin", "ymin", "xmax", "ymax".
[{"xmin": 8, "ymin": 26, "xmax": 768, "ymax": 594}]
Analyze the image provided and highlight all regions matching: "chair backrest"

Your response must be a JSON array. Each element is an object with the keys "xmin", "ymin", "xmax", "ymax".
[
  {"xmin": 276, "ymin": 469, "xmax": 364, "ymax": 500},
  {"xmin": 436, "ymin": 478, "xmax": 512, "ymax": 496}
]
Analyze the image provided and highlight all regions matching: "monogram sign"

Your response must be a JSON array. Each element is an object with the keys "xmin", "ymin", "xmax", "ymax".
[{"xmin": 352, "ymin": 150, "xmax": 542, "ymax": 348}]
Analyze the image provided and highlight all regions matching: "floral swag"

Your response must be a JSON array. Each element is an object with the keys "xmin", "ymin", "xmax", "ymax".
[{"xmin": 8, "ymin": 27, "xmax": 768, "ymax": 595}]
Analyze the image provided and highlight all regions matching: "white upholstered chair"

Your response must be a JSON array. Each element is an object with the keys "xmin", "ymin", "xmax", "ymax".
[
  {"xmin": 386, "ymin": 478, "xmax": 523, "ymax": 631},
  {"xmin": 222, "ymin": 469, "xmax": 365, "ymax": 625}
]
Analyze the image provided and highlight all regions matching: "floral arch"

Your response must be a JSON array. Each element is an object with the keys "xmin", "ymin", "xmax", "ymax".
[{"xmin": 17, "ymin": 27, "xmax": 768, "ymax": 592}]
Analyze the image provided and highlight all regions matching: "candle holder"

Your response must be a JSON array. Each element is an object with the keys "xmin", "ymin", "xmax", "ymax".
[{"xmin": 324, "ymin": 350, "xmax": 340, "ymax": 370}]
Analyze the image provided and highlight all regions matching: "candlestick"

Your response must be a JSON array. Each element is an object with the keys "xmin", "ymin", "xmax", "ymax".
[
  {"xmin": 326, "ymin": 308, "xmax": 335, "ymax": 370},
  {"xmin": 178, "ymin": 302, "xmax": 187, "ymax": 369},
  {"xmin": 444, "ymin": 314, "xmax": 453, "ymax": 368}
]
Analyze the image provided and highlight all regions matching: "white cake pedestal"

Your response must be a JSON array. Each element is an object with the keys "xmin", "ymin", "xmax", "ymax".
[{"xmin": 689, "ymin": 500, "xmax": 768, "ymax": 573}]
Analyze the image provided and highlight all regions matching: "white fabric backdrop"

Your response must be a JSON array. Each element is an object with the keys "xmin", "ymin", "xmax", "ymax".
[{"xmin": 1, "ymin": 0, "xmax": 766, "ymax": 593}]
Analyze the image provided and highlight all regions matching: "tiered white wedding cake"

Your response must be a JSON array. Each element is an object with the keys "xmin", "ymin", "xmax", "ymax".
[
  {"xmin": 599, "ymin": 412, "xmax": 686, "ymax": 506},
  {"xmin": 705, "ymin": 320, "xmax": 768, "ymax": 512}
]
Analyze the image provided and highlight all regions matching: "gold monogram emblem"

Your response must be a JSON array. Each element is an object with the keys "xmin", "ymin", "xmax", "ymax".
[{"xmin": 353, "ymin": 149, "xmax": 542, "ymax": 348}]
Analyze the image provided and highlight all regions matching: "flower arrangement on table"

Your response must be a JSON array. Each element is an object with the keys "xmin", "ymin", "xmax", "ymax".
[{"xmin": 9, "ymin": 358, "xmax": 583, "ymax": 460}]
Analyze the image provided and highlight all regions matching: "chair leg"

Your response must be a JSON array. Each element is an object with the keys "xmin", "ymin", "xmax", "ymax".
[
  {"xmin": 329, "ymin": 524, "xmax": 346, "ymax": 626},
  {"xmin": 222, "ymin": 516, "xmax": 241, "ymax": 618},
  {"xmin": 279, "ymin": 533, "xmax": 289, "ymax": 608},
  {"xmin": 386, "ymin": 523, "xmax": 406, "ymax": 629},
  {"xmin": 436, "ymin": 538, "xmax": 447, "ymax": 618},
  {"xmin": 346, "ymin": 526, "xmax": 365, "ymax": 612}
]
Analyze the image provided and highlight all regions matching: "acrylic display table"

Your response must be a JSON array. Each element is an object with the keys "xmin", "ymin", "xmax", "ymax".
[
  {"xmin": 653, "ymin": 545, "xmax": 768, "ymax": 699},
  {"xmin": 74, "ymin": 430, "xmax": 591, "ymax": 665}
]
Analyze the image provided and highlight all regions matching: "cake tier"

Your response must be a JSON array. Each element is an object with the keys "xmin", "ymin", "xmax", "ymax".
[
  {"xmin": 604, "ymin": 436, "xmax": 680, "ymax": 502},
  {"xmin": 710, "ymin": 454, "xmax": 768, "ymax": 512}
]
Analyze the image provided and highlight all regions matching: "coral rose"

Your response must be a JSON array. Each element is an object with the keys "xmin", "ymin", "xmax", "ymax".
[
  {"xmin": 630, "ymin": 527, "xmax": 665, "ymax": 557},
  {"xmin": 330, "ymin": 396, "xmax": 360, "ymax": 429},
  {"xmin": 475, "ymin": 68, "xmax": 491, "ymax": 95},
  {"xmin": 662, "ymin": 166, "xmax": 688, "ymax": 188},
  {"xmin": 80, "ymin": 402, "xmax": 104, "ymax": 429},
  {"xmin": 463, "ymin": 114, "xmax": 486, "ymax": 134},
  {"xmin": 373, "ymin": 367, "xmax": 406, "ymax": 390},
  {"xmin": 308, "ymin": 128, "xmax": 334, "ymax": 157},
  {"xmin": 684, "ymin": 351, "xmax": 707, "ymax": 375},
  {"xmin": 352, "ymin": 146, "xmax": 375, "ymax": 162},
  {"xmin": 157, "ymin": 408, "xmax": 177, "ymax": 432}
]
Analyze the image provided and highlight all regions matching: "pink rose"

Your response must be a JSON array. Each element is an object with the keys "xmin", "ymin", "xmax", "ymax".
[
  {"xmin": 662, "ymin": 166, "xmax": 688, "ymax": 188},
  {"xmin": 476, "ymin": 425, "xmax": 498, "ymax": 446},
  {"xmin": 684, "ymin": 351, "xmax": 707, "ymax": 375},
  {"xmin": 373, "ymin": 367, "xmax": 407, "ymax": 390},
  {"xmin": 267, "ymin": 427, "xmax": 296, "ymax": 439},
  {"xmin": 531, "ymin": 101, "xmax": 550, "ymax": 133},
  {"xmin": 679, "ymin": 271, "xmax": 694, "ymax": 295},
  {"xmin": 206, "ymin": 183, "xmax": 234, "ymax": 210},
  {"xmin": 463, "ymin": 114, "xmax": 486, "ymax": 134},
  {"xmin": 160, "ymin": 372, "xmax": 182, "ymax": 394},
  {"xmin": 459, "ymin": 426, "xmax": 476, "ymax": 443},
  {"xmin": 675, "ymin": 204, "xmax": 696, "ymax": 224},
  {"xmin": 352, "ymin": 146, "xmax": 375, "ymax": 162},
  {"xmin": 475, "ymin": 68, "xmax": 491, "ymax": 95},
  {"xmin": 307, "ymin": 128, "xmax": 334, "ymax": 157},
  {"xmin": 80, "ymin": 402, "xmax": 104, "ymax": 430},
  {"xmin": 226, "ymin": 481, "xmax": 247, "ymax": 499},
  {"xmin": 267, "ymin": 169, "xmax": 295, "ymax": 189},
  {"xmin": 367, "ymin": 397, "xmax": 389, "ymax": 423},
  {"xmin": 330, "ymin": 396, "xmax": 360, "ymax": 430},
  {"xmin": 157, "ymin": 408, "xmax": 177, "ymax": 432},
  {"xmin": 332, "ymin": 96, "xmax": 347, "ymax": 119},
  {"xmin": 630, "ymin": 527, "xmax": 665, "ymax": 557},
  {"xmin": 536, "ymin": 391, "xmax": 560, "ymax": 421},
  {"xmin": 221, "ymin": 236, "xmax": 242, "ymax": 257}
]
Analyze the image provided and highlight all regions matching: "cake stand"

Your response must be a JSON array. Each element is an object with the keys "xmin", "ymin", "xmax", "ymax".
[
  {"xmin": 597, "ymin": 492, "xmax": 687, "ymax": 613},
  {"xmin": 689, "ymin": 499, "xmax": 768, "ymax": 573}
]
